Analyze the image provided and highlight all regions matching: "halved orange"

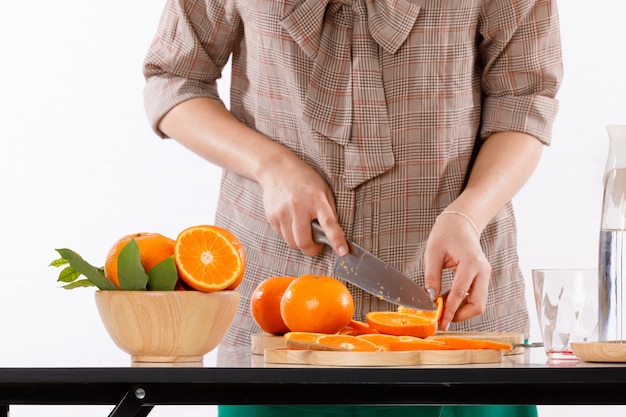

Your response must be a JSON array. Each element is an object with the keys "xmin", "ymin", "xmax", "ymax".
[
  {"xmin": 174, "ymin": 225, "xmax": 246, "ymax": 292},
  {"xmin": 365, "ymin": 311, "xmax": 437, "ymax": 338}
]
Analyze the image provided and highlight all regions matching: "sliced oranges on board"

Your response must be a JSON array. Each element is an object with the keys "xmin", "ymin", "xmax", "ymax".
[
  {"xmin": 427, "ymin": 336, "xmax": 512, "ymax": 351},
  {"xmin": 284, "ymin": 332, "xmax": 381, "ymax": 352},
  {"xmin": 344, "ymin": 319, "xmax": 380, "ymax": 335},
  {"xmin": 387, "ymin": 335, "xmax": 449, "ymax": 351},
  {"xmin": 316, "ymin": 334, "xmax": 381, "ymax": 352},
  {"xmin": 365, "ymin": 312, "xmax": 437, "ymax": 338},
  {"xmin": 365, "ymin": 296, "xmax": 443, "ymax": 338},
  {"xmin": 355, "ymin": 334, "xmax": 402, "ymax": 351},
  {"xmin": 397, "ymin": 296, "xmax": 444, "ymax": 322},
  {"xmin": 281, "ymin": 331, "xmax": 512, "ymax": 353},
  {"xmin": 174, "ymin": 225, "xmax": 246, "ymax": 292}
]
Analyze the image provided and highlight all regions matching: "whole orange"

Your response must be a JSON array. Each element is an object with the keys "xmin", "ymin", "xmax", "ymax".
[
  {"xmin": 250, "ymin": 276, "xmax": 297, "ymax": 335},
  {"xmin": 280, "ymin": 274, "xmax": 354, "ymax": 334},
  {"xmin": 104, "ymin": 232, "xmax": 176, "ymax": 288}
]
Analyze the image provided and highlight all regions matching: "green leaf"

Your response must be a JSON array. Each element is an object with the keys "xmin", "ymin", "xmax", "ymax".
[
  {"xmin": 49, "ymin": 258, "xmax": 69, "ymax": 267},
  {"xmin": 147, "ymin": 256, "xmax": 178, "ymax": 291},
  {"xmin": 62, "ymin": 279, "xmax": 96, "ymax": 289},
  {"xmin": 117, "ymin": 239, "xmax": 149, "ymax": 290},
  {"xmin": 54, "ymin": 248, "xmax": 118, "ymax": 290},
  {"xmin": 57, "ymin": 266, "xmax": 81, "ymax": 283}
]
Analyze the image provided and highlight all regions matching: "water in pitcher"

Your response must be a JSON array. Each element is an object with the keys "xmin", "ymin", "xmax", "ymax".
[
  {"xmin": 599, "ymin": 229, "xmax": 625, "ymax": 342},
  {"xmin": 599, "ymin": 158, "xmax": 626, "ymax": 342}
]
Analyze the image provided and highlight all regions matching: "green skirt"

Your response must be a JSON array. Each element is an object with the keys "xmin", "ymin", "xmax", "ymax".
[{"xmin": 218, "ymin": 405, "xmax": 537, "ymax": 417}]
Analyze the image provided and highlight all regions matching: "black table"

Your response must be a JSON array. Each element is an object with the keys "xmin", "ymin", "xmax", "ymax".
[{"xmin": 1, "ymin": 347, "xmax": 626, "ymax": 417}]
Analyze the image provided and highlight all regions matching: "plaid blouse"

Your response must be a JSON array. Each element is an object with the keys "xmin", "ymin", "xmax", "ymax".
[{"xmin": 143, "ymin": 0, "xmax": 563, "ymax": 348}]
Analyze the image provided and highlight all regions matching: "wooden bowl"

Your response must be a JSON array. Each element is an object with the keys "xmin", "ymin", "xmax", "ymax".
[
  {"xmin": 571, "ymin": 341, "xmax": 626, "ymax": 363},
  {"xmin": 95, "ymin": 290, "xmax": 239, "ymax": 363}
]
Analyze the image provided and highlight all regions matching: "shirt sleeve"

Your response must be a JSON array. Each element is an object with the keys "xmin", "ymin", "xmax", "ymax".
[
  {"xmin": 478, "ymin": 0, "xmax": 563, "ymax": 145},
  {"xmin": 142, "ymin": 0, "xmax": 242, "ymax": 138}
]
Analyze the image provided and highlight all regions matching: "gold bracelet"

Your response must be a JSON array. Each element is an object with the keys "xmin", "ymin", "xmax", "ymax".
[{"xmin": 438, "ymin": 210, "xmax": 481, "ymax": 237}]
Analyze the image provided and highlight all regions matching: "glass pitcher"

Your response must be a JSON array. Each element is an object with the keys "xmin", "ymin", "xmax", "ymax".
[{"xmin": 598, "ymin": 125, "xmax": 626, "ymax": 342}]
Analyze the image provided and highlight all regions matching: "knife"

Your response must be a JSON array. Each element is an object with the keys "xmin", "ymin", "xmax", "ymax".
[{"xmin": 311, "ymin": 220, "xmax": 438, "ymax": 311}]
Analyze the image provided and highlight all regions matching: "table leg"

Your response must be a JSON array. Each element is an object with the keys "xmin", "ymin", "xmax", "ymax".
[
  {"xmin": 108, "ymin": 385, "xmax": 154, "ymax": 417},
  {"xmin": 0, "ymin": 405, "xmax": 7, "ymax": 417}
]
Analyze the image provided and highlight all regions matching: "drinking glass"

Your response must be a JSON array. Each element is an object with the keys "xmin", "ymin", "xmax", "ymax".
[{"xmin": 532, "ymin": 269, "xmax": 598, "ymax": 361}]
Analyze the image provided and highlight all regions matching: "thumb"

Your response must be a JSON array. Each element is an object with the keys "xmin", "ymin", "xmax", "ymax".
[{"xmin": 423, "ymin": 255, "xmax": 443, "ymax": 300}]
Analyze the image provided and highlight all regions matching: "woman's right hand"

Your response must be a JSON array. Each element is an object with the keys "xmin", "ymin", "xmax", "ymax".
[
  {"xmin": 158, "ymin": 97, "xmax": 348, "ymax": 258},
  {"xmin": 258, "ymin": 156, "xmax": 348, "ymax": 258}
]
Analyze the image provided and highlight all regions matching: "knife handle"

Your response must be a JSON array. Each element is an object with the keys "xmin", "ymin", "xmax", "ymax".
[{"xmin": 311, "ymin": 220, "xmax": 331, "ymax": 246}]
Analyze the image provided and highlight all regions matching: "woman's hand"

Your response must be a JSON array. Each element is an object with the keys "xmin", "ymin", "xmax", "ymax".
[
  {"xmin": 158, "ymin": 97, "xmax": 348, "ymax": 258},
  {"xmin": 257, "ymin": 157, "xmax": 348, "ymax": 258},
  {"xmin": 423, "ymin": 212, "xmax": 491, "ymax": 331},
  {"xmin": 422, "ymin": 131, "xmax": 544, "ymax": 330}
]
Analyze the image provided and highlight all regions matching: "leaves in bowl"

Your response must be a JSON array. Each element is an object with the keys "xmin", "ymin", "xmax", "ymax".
[{"xmin": 50, "ymin": 239, "xmax": 178, "ymax": 291}]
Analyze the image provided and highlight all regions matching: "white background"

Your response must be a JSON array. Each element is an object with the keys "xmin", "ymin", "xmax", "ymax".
[{"xmin": 1, "ymin": 0, "xmax": 625, "ymax": 416}]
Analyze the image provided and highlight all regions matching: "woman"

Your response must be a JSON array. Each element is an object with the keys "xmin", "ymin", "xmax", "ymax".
[{"xmin": 143, "ymin": 0, "xmax": 563, "ymax": 415}]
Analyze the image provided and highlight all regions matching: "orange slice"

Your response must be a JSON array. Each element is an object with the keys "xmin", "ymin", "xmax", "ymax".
[
  {"xmin": 284, "ymin": 331, "xmax": 327, "ymax": 349},
  {"xmin": 284, "ymin": 331, "xmax": 326, "ymax": 344},
  {"xmin": 388, "ymin": 336, "xmax": 449, "ymax": 351},
  {"xmin": 428, "ymin": 336, "xmax": 513, "ymax": 351},
  {"xmin": 365, "ymin": 311, "xmax": 437, "ymax": 338},
  {"xmin": 315, "ymin": 334, "xmax": 381, "ymax": 352},
  {"xmin": 397, "ymin": 296, "xmax": 444, "ymax": 322},
  {"xmin": 283, "ymin": 332, "xmax": 381, "ymax": 351},
  {"xmin": 356, "ymin": 333, "xmax": 402, "ymax": 351},
  {"xmin": 174, "ymin": 225, "xmax": 246, "ymax": 292},
  {"xmin": 345, "ymin": 319, "xmax": 380, "ymax": 335}
]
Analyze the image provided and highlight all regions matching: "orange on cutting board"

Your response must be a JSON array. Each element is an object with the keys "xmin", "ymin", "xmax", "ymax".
[
  {"xmin": 344, "ymin": 319, "xmax": 380, "ymax": 335},
  {"xmin": 174, "ymin": 225, "xmax": 246, "ymax": 292},
  {"xmin": 104, "ymin": 232, "xmax": 176, "ymax": 288},
  {"xmin": 250, "ymin": 276, "xmax": 297, "ymax": 335},
  {"xmin": 365, "ymin": 297, "xmax": 443, "ymax": 338},
  {"xmin": 316, "ymin": 334, "xmax": 381, "ymax": 352},
  {"xmin": 387, "ymin": 335, "xmax": 449, "ymax": 351},
  {"xmin": 280, "ymin": 274, "xmax": 354, "ymax": 334},
  {"xmin": 397, "ymin": 296, "xmax": 444, "ymax": 322},
  {"xmin": 356, "ymin": 333, "xmax": 402, "ymax": 351},
  {"xmin": 284, "ymin": 332, "xmax": 380, "ymax": 352},
  {"xmin": 428, "ymin": 336, "xmax": 513, "ymax": 351}
]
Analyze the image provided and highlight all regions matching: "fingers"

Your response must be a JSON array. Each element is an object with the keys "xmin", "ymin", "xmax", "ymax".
[
  {"xmin": 439, "ymin": 256, "xmax": 490, "ymax": 331},
  {"xmin": 265, "ymin": 187, "xmax": 347, "ymax": 258},
  {"xmin": 262, "ymin": 162, "xmax": 347, "ymax": 257},
  {"xmin": 276, "ymin": 216, "xmax": 346, "ymax": 258},
  {"xmin": 316, "ymin": 216, "xmax": 348, "ymax": 256},
  {"xmin": 423, "ymin": 256, "xmax": 443, "ymax": 305}
]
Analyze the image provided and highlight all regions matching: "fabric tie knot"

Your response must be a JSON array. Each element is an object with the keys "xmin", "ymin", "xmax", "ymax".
[{"xmin": 281, "ymin": 0, "xmax": 421, "ymax": 189}]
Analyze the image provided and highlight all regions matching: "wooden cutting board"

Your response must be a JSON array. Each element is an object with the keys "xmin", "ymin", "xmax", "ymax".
[
  {"xmin": 252, "ymin": 333, "xmax": 289, "ymax": 355},
  {"xmin": 251, "ymin": 331, "xmax": 524, "ymax": 356},
  {"xmin": 264, "ymin": 347, "xmax": 502, "ymax": 366}
]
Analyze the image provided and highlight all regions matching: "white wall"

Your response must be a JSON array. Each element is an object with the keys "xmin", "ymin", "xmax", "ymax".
[{"xmin": 0, "ymin": 0, "xmax": 624, "ymax": 416}]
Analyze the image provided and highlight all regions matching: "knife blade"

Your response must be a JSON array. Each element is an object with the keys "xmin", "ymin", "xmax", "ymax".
[{"xmin": 311, "ymin": 221, "xmax": 438, "ymax": 311}]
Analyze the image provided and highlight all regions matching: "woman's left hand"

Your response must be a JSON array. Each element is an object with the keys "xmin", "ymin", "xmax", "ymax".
[{"xmin": 423, "ymin": 212, "xmax": 491, "ymax": 331}]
